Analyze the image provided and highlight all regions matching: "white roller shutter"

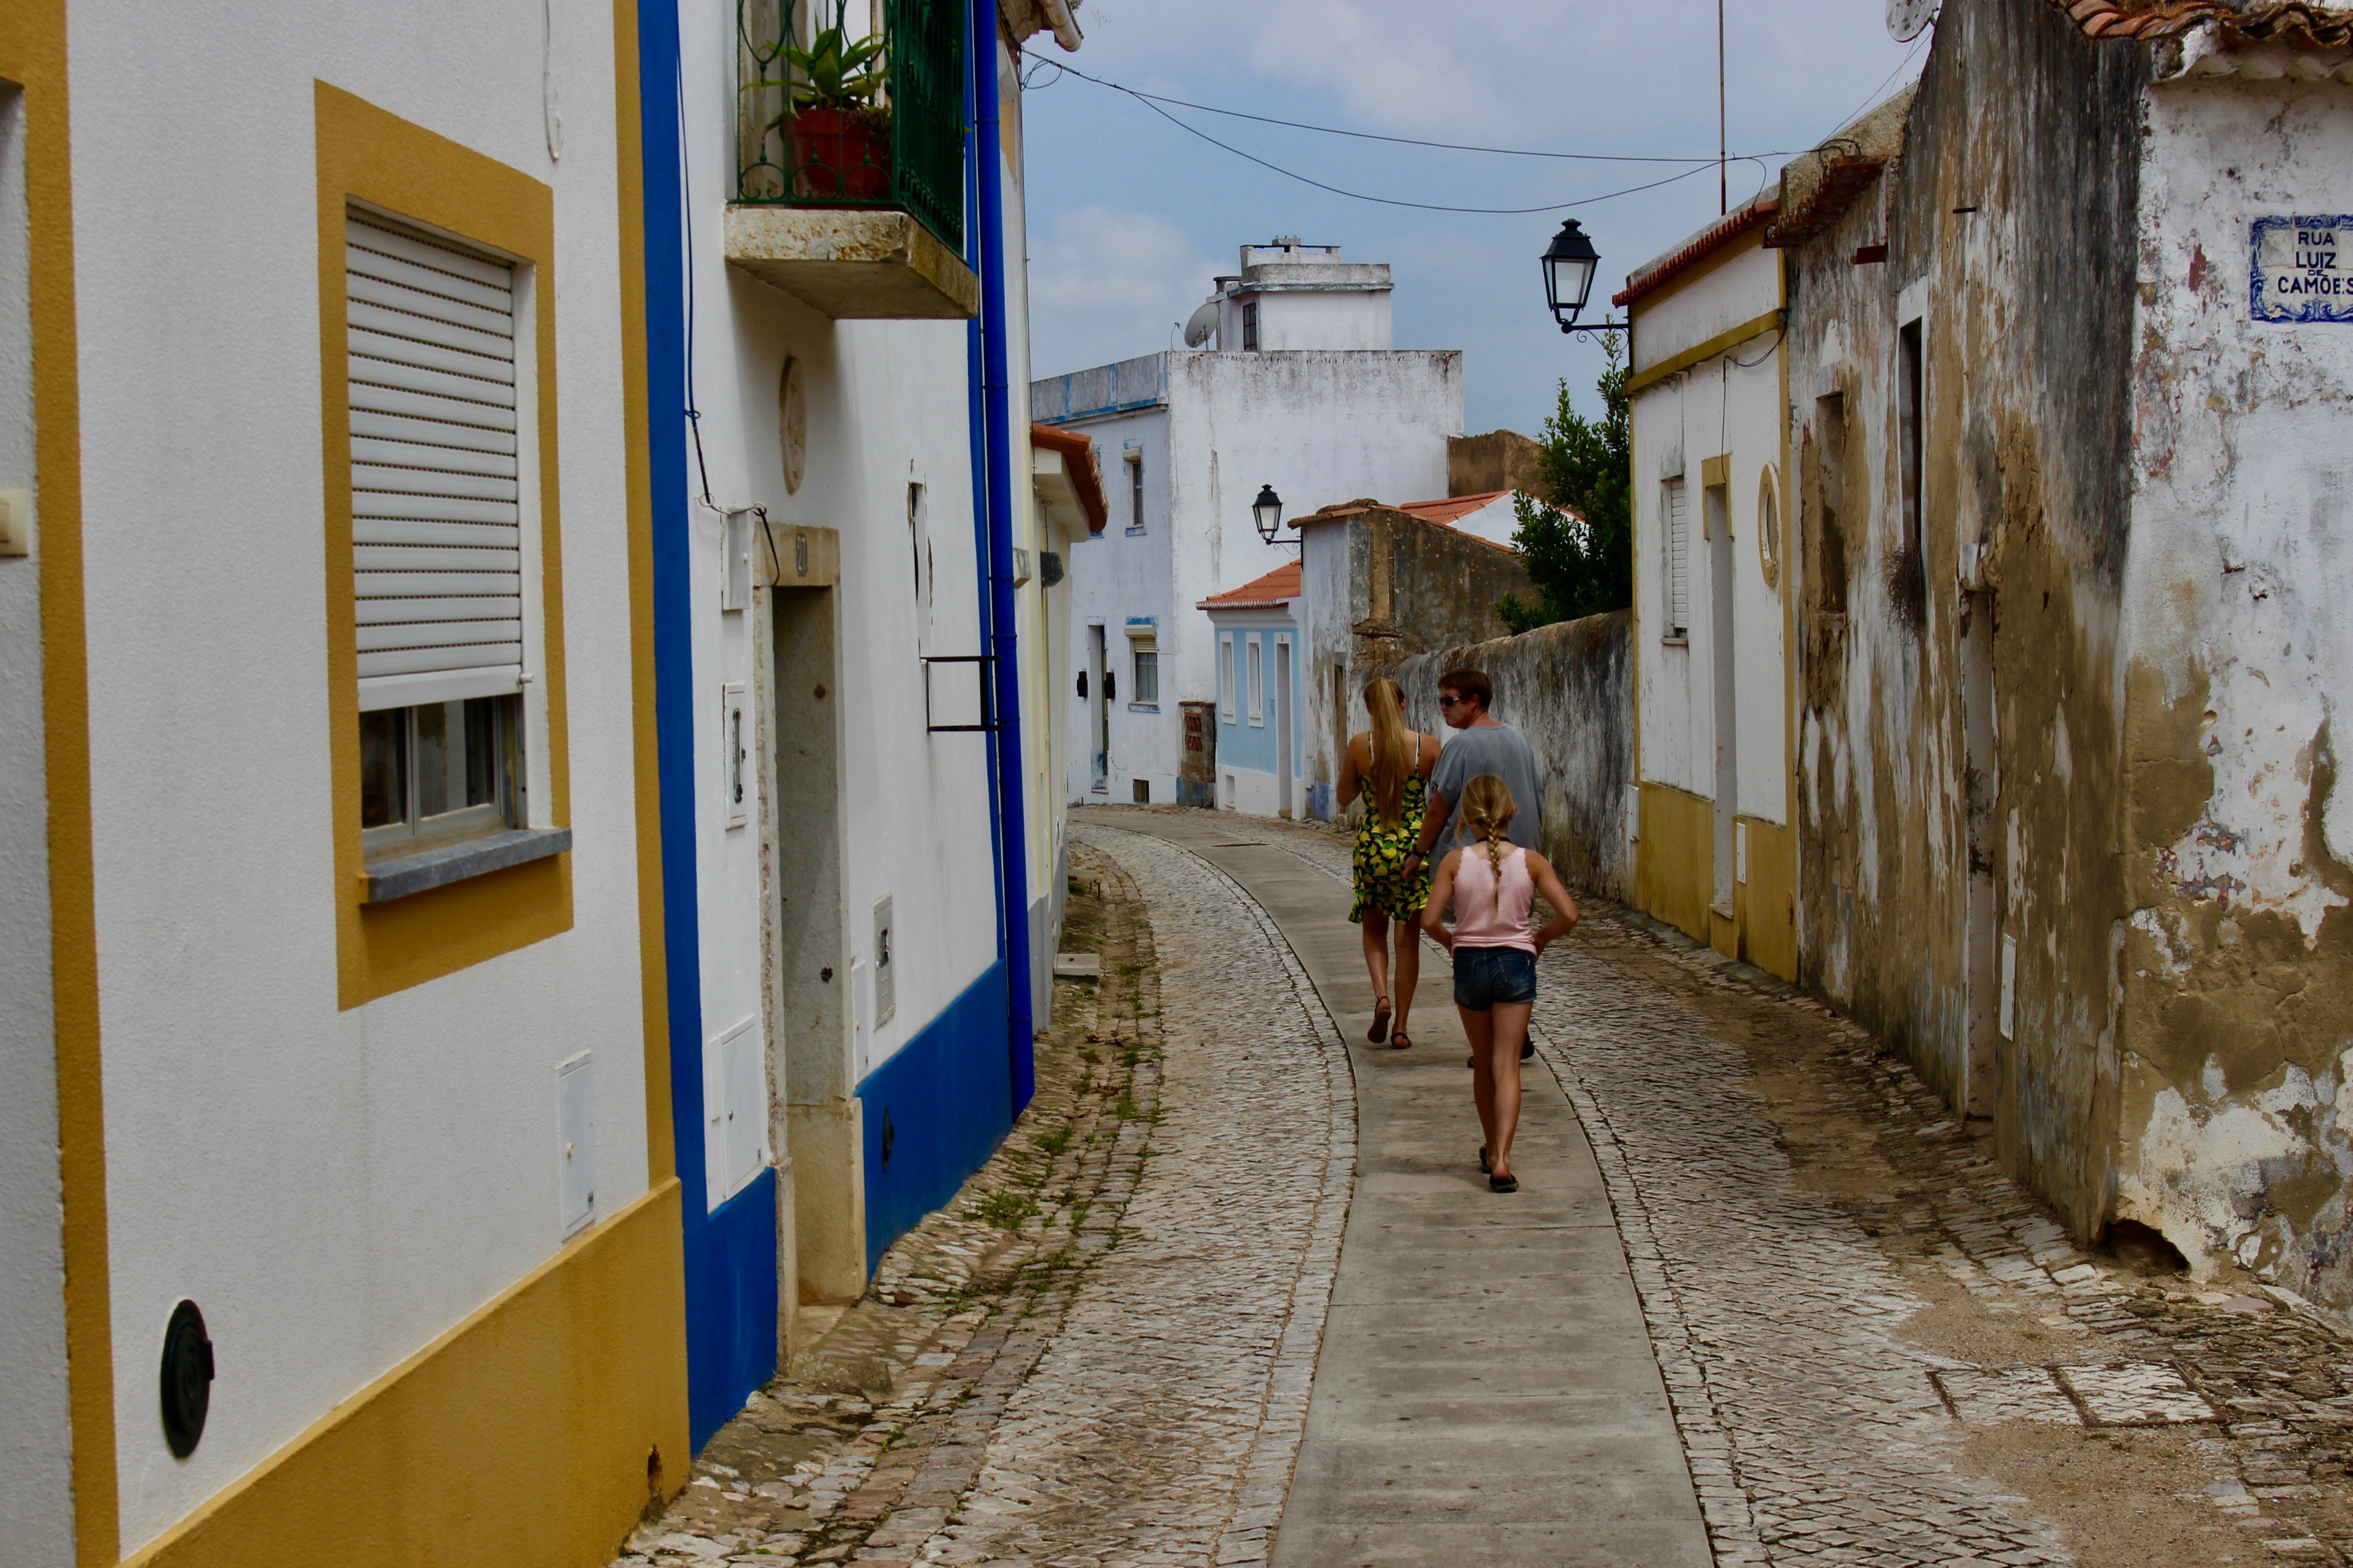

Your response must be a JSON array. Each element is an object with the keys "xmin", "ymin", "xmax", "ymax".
[
  {"xmin": 1663, "ymin": 477, "xmax": 1690, "ymax": 637},
  {"xmin": 346, "ymin": 211, "xmax": 526, "ymax": 712}
]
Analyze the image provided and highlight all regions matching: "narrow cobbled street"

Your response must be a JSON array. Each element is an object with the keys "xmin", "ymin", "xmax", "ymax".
[{"xmin": 619, "ymin": 809, "xmax": 2353, "ymax": 1568}]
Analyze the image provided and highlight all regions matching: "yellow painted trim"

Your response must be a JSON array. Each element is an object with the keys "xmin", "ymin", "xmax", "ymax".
[
  {"xmin": 123, "ymin": 1182, "xmax": 691, "ymax": 1568},
  {"xmin": 608, "ymin": 0, "xmax": 675, "ymax": 1181},
  {"xmin": 5, "ymin": 6, "xmax": 119, "ymax": 1561},
  {"xmin": 1737, "ymin": 816, "xmax": 1798, "ymax": 981},
  {"xmin": 1699, "ymin": 453, "xmax": 1729, "ymax": 489},
  {"xmin": 316, "ymin": 83, "xmax": 576, "ymax": 1007},
  {"xmin": 1776, "ymin": 249, "xmax": 1801, "ymax": 985},
  {"xmin": 1623, "ymin": 308, "xmax": 1783, "ymax": 399},
  {"xmin": 1635, "ymin": 782, "xmax": 1714, "ymax": 944}
]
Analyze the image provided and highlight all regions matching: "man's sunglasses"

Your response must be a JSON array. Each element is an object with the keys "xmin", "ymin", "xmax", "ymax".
[{"xmin": 1437, "ymin": 694, "xmax": 1472, "ymax": 708}]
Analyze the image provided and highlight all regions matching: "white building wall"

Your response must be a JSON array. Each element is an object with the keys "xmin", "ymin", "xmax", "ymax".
[
  {"xmin": 0, "ymin": 75, "xmax": 73, "ymax": 1568},
  {"xmin": 678, "ymin": 0, "xmax": 999, "ymax": 1099},
  {"xmin": 1244, "ymin": 288, "xmax": 1392, "ymax": 351},
  {"xmin": 65, "ymin": 3, "xmax": 649, "ymax": 1546},
  {"xmin": 1631, "ymin": 242, "xmax": 1788, "ymax": 826}
]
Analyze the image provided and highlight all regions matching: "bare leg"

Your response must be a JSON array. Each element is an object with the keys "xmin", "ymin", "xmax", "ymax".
[
  {"xmin": 1361, "ymin": 910, "xmax": 1392, "ymax": 1004},
  {"xmin": 1462, "ymin": 1006, "xmax": 1498, "ymax": 1156},
  {"xmin": 1485, "ymin": 1000, "xmax": 1532, "ymax": 1180},
  {"xmin": 1390, "ymin": 912, "xmax": 1422, "ymax": 1039}
]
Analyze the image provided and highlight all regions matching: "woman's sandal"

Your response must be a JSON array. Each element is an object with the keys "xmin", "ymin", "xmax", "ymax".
[
  {"xmin": 1368, "ymin": 996, "xmax": 1392, "ymax": 1044},
  {"xmin": 1389, "ymin": 1030, "xmax": 1412, "ymax": 1051},
  {"xmin": 1488, "ymin": 1172, "xmax": 1519, "ymax": 1193},
  {"xmin": 1478, "ymin": 1146, "xmax": 1491, "ymax": 1173}
]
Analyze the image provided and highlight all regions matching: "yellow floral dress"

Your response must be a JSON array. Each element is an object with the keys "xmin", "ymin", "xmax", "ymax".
[{"xmin": 1351, "ymin": 772, "xmax": 1432, "ymax": 922}]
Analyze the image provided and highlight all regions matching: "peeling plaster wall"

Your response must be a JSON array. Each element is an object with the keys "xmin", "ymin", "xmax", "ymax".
[
  {"xmin": 2116, "ymin": 74, "xmax": 2353, "ymax": 1311},
  {"xmin": 1390, "ymin": 611, "xmax": 1634, "ymax": 900},
  {"xmin": 1785, "ymin": 0, "xmax": 2148, "ymax": 1236}
]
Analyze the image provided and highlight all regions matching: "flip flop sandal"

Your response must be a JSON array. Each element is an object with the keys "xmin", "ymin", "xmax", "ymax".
[
  {"xmin": 1389, "ymin": 1030, "xmax": 1412, "ymax": 1051},
  {"xmin": 1479, "ymin": 1146, "xmax": 1491, "ymax": 1173},
  {"xmin": 1488, "ymin": 1173, "xmax": 1519, "ymax": 1193},
  {"xmin": 1368, "ymin": 997, "xmax": 1391, "ymax": 1044},
  {"xmin": 1520, "ymin": 1039, "xmax": 1535, "ymax": 1061}
]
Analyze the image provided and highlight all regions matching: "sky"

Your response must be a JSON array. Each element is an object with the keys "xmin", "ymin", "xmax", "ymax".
[{"xmin": 1018, "ymin": 0, "xmax": 1929, "ymax": 439}]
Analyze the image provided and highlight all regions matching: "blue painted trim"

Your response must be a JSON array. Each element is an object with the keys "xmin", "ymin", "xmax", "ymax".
[
  {"xmin": 637, "ymin": 0, "xmax": 778, "ymax": 1450},
  {"xmin": 971, "ymin": 0, "xmax": 1035, "ymax": 1115},
  {"xmin": 858, "ymin": 961, "xmax": 1014, "ymax": 1275}
]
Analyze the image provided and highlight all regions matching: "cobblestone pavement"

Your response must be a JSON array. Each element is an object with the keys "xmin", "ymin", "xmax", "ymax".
[
  {"xmin": 617, "ymin": 808, "xmax": 2353, "ymax": 1568},
  {"xmin": 612, "ymin": 822, "xmax": 1352, "ymax": 1568},
  {"xmin": 1221, "ymin": 813, "xmax": 2353, "ymax": 1568}
]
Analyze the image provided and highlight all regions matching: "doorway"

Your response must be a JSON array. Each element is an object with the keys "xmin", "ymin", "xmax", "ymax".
[
  {"xmin": 1707, "ymin": 483, "xmax": 1737, "ymax": 920},
  {"xmin": 1275, "ymin": 636, "xmax": 1294, "ymax": 819},
  {"xmin": 1961, "ymin": 589, "xmax": 1999, "ymax": 1117},
  {"xmin": 1086, "ymin": 623, "xmax": 1108, "ymax": 793},
  {"xmin": 770, "ymin": 583, "xmax": 859, "ymax": 1312}
]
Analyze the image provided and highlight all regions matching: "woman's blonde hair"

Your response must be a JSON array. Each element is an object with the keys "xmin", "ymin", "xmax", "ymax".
[
  {"xmin": 1458, "ymin": 774, "xmax": 1518, "ymax": 910},
  {"xmin": 1362, "ymin": 676, "xmax": 1412, "ymax": 828}
]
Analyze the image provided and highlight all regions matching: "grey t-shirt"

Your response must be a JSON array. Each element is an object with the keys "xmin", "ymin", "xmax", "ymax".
[{"xmin": 1425, "ymin": 722, "xmax": 1543, "ymax": 862}]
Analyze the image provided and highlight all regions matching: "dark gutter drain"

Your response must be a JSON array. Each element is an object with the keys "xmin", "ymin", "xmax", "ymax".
[{"xmin": 160, "ymin": 1299, "xmax": 214, "ymax": 1458}]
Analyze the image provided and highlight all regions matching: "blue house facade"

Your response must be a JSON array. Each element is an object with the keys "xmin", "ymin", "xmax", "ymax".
[{"xmin": 1200, "ymin": 563, "xmax": 1307, "ymax": 820}]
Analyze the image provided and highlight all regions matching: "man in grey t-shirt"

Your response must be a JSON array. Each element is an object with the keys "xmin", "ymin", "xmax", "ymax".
[{"xmin": 1403, "ymin": 668, "xmax": 1542, "ymax": 879}]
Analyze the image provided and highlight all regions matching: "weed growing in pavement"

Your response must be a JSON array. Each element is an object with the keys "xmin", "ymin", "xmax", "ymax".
[
  {"xmin": 1033, "ymin": 1126, "xmax": 1071, "ymax": 1156},
  {"xmin": 1068, "ymin": 1199, "xmax": 1090, "ymax": 1232},
  {"xmin": 972, "ymin": 1190, "xmax": 1038, "ymax": 1230}
]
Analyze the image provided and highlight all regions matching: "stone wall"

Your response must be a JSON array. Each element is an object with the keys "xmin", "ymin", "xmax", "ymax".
[{"xmin": 1388, "ymin": 610, "xmax": 1633, "ymax": 900}]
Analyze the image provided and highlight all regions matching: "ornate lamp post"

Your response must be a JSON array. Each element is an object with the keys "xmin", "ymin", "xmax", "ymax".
[
  {"xmin": 1252, "ymin": 483, "xmax": 1287, "ymax": 546},
  {"xmin": 1541, "ymin": 219, "xmax": 1627, "ymax": 338}
]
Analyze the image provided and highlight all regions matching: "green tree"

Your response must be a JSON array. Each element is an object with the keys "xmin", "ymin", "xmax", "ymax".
[{"xmin": 1497, "ymin": 333, "xmax": 1632, "ymax": 633}]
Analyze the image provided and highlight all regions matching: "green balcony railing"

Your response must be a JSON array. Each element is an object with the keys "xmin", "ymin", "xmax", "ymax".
[{"xmin": 736, "ymin": 0, "xmax": 966, "ymax": 256}]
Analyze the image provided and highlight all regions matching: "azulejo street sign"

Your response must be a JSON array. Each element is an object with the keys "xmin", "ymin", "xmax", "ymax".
[{"xmin": 2251, "ymin": 215, "xmax": 2353, "ymax": 322}]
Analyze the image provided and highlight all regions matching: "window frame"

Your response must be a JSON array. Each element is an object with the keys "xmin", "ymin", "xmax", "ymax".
[
  {"xmin": 1242, "ymin": 300, "xmax": 1259, "ymax": 351},
  {"xmin": 359, "ymin": 694, "xmax": 524, "ymax": 858},
  {"xmin": 1660, "ymin": 476, "xmax": 1690, "ymax": 642},
  {"xmin": 1247, "ymin": 635, "xmax": 1264, "ymax": 726},
  {"xmin": 1125, "ymin": 445, "xmax": 1144, "ymax": 534},
  {"xmin": 1131, "ymin": 642, "xmax": 1158, "ymax": 707},
  {"xmin": 1218, "ymin": 632, "xmax": 1235, "ymax": 720}
]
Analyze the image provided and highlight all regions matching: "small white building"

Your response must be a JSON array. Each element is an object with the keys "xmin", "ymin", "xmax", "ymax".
[{"xmin": 1033, "ymin": 241, "xmax": 1463, "ymax": 807}]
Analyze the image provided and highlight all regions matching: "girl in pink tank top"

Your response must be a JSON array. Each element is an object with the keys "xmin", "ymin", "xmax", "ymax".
[{"xmin": 1421, "ymin": 775, "xmax": 1580, "ymax": 1193}]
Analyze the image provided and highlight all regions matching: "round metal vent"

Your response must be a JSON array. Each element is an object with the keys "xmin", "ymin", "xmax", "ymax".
[{"xmin": 159, "ymin": 1299, "xmax": 214, "ymax": 1459}]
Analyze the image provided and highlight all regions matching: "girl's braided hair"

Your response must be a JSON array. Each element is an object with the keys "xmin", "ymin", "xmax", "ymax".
[{"xmin": 1457, "ymin": 774, "xmax": 1518, "ymax": 912}]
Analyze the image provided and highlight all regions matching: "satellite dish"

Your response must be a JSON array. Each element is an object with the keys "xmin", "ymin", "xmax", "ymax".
[
  {"xmin": 1887, "ymin": 0, "xmax": 1936, "ymax": 42},
  {"xmin": 1182, "ymin": 299, "xmax": 1221, "ymax": 349}
]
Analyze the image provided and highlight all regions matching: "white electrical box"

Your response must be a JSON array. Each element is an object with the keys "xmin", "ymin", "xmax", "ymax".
[
  {"xmin": 722, "ymin": 682, "xmax": 748, "ymax": 828},
  {"xmin": 557, "ymin": 1053, "xmax": 596, "ymax": 1237},
  {"xmin": 704, "ymin": 1016, "xmax": 765, "ymax": 1208},
  {"xmin": 872, "ymin": 895, "xmax": 895, "ymax": 1026},
  {"xmin": 722, "ymin": 506, "xmax": 754, "ymax": 610}
]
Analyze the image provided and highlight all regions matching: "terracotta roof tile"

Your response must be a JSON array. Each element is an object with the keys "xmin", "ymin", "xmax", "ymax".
[
  {"xmin": 1196, "ymin": 560, "xmax": 1302, "ymax": 611},
  {"xmin": 1396, "ymin": 491, "xmax": 1511, "ymax": 527},
  {"xmin": 1612, "ymin": 195, "xmax": 1779, "ymax": 311}
]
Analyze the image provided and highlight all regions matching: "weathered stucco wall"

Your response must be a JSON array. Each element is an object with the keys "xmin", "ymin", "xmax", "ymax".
[
  {"xmin": 1388, "ymin": 610, "xmax": 1633, "ymax": 900},
  {"xmin": 1298, "ymin": 503, "xmax": 1535, "ymax": 822},
  {"xmin": 2114, "ymin": 71, "xmax": 2353, "ymax": 1310},
  {"xmin": 1786, "ymin": 0, "xmax": 2149, "ymax": 1237}
]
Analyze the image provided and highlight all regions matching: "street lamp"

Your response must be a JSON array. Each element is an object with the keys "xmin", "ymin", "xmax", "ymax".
[
  {"xmin": 1252, "ymin": 483, "xmax": 1285, "ymax": 545},
  {"xmin": 1541, "ymin": 219, "xmax": 1626, "ymax": 337}
]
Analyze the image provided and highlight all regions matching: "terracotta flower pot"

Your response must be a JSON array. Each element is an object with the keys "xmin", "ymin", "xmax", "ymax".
[{"xmin": 791, "ymin": 108, "xmax": 890, "ymax": 201}]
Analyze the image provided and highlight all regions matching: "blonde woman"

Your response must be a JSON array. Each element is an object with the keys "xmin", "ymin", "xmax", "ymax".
[
  {"xmin": 1421, "ymin": 775, "xmax": 1578, "ymax": 1192},
  {"xmin": 1336, "ymin": 677, "xmax": 1441, "ymax": 1049}
]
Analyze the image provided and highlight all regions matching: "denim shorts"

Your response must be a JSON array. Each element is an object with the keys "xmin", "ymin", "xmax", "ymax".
[{"xmin": 1452, "ymin": 945, "xmax": 1538, "ymax": 1010}]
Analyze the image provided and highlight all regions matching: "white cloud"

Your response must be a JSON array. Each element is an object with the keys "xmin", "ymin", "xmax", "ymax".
[{"xmin": 1026, "ymin": 205, "xmax": 1221, "ymax": 376}]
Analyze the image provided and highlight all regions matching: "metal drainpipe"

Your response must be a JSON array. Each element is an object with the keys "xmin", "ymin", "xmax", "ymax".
[{"xmin": 970, "ymin": 0, "xmax": 1036, "ymax": 1113}]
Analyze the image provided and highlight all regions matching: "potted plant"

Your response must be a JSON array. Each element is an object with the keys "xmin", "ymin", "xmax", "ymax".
[{"xmin": 781, "ymin": 14, "xmax": 889, "ymax": 201}]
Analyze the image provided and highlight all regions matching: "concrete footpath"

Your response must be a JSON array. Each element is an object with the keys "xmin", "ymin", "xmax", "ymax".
[{"xmin": 1118, "ymin": 814, "xmax": 1712, "ymax": 1568}]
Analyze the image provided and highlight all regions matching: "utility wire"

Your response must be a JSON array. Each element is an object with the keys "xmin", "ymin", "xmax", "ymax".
[{"xmin": 1031, "ymin": 58, "xmax": 1723, "ymax": 165}]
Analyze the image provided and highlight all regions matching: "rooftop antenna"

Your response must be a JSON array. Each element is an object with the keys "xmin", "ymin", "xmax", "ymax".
[
  {"xmin": 1718, "ymin": 0, "xmax": 1727, "ymax": 215},
  {"xmin": 1182, "ymin": 299, "xmax": 1221, "ymax": 348}
]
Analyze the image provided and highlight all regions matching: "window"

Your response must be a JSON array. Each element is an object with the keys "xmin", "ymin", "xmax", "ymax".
[
  {"xmin": 1219, "ymin": 633, "xmax": 1235, "ymax": 720},
  {"xmin": 1247, "ymin": 636, "xmax": 1264, "ymax": 725},
  {"xmin": 360, "ymin": 695, "xmax": 522, "ymax": 854},
  {"xmin": 1756, "ymin": 466, "xmax": 1782, "ymax": 588},
  {"xmin": 1661, "ymin": 477, "xmax": 1690, "ymax": 640},
  {"xmin": 1125, "ymin": 445, "xmax": 1144, "ymax": 533},
  {"xmin": 347, "ymin": 209, "xmax": 529, "ymax": 857},
  {"xmin": 908, "ymin": 481, "xmax": 932, "ymax": 653},
  {"xmin": 1132, "ymin": 644, "xmax": 1158, "ymax": 705},
  {"xmin": 1242, "ymin": 300, "xmax": 1259, "ymax": 351}
]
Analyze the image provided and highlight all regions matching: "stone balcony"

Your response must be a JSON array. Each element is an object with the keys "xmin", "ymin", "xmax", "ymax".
[{"xmin": 725, "ymin": 206, "xmax": 978, "ymax": 321}]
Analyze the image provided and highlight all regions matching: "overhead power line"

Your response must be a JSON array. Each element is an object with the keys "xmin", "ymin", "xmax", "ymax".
[{"xmin": 1027, "ymin": 57, "xmax": 1764, "ymax": 216}]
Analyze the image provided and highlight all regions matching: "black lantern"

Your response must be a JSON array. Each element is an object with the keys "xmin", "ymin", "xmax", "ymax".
[
  {"xmin": 1252, "ymin": 484, "xmax": 1284, "ymax": 545},
  {"xmin": 1541, "ymin": 219, "xmax": 1601, "ymax": 332}
]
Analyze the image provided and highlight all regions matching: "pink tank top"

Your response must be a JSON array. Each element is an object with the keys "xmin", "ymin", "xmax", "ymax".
[{"xmin": 1452, "ymin": 843, "xmax": 1535, "ymax": 952}]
